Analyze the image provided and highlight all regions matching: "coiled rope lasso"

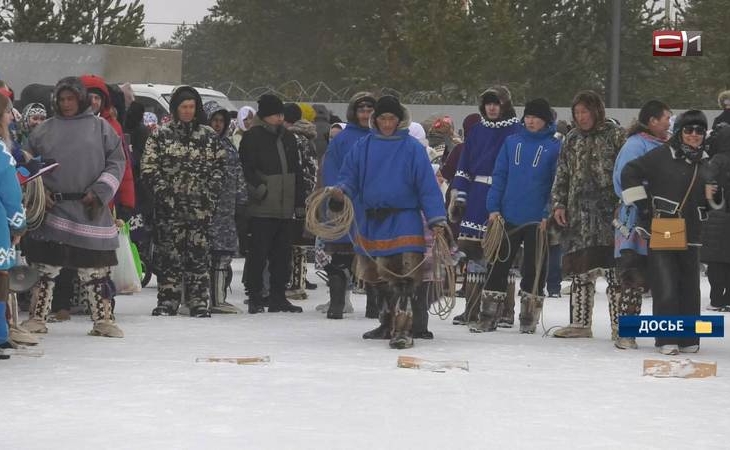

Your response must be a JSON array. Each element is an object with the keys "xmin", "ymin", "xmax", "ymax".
[
  {"xmin": 21, "ymin": 152, "xmax": 47, "ymax": 231},
  {"xmin": 23, "ymin": 176, "xmax": 46, "ymax": 230},
  {"xmin": 304, "ymin": 187, "xmax": 354, "ymax": 241},
  {"xmin": 475, "ymin": 215, "xmax": 550, "ymax": 331},
  {"xmin": 305, "ymin": 187, "xmax": 457, "ymax": 317}
]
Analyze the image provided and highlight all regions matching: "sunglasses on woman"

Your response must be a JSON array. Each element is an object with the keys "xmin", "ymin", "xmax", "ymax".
[{"xmin": 682, "ymin": 125, "xmax": 706, "ymax": 135}]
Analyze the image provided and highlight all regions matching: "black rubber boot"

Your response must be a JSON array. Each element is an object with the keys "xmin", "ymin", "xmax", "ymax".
[
  {"xmin": 363, "ymin": 283, "xmax": 391, "ymax": 339},
  {"xmin": 247, "ymin": 293, "xmax": 265, "ymax": 314},
  {"xmin": 365, "ymin": 283, "xmax": 379, "ymax": 319},
  {"xmin": 326, "ymin": 267, "xmax": 347, "ymax": 320},
  {"xmin": 268, "ymin": 291, "xmax": 303, "ymax": 313},
  {"xmin": 412, "ymin": 282, "xmax": 433, "ymax": 339}
]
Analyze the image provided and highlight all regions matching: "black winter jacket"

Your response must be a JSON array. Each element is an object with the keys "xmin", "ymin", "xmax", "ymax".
[
  {"xmin": 701, "ymin": 127, "xmax": 730, "ymax": 262},
  {"xmin": 621, "ymin": 143, "xmax": 709, "ymax": 246},
  {"xmin": 239, "ymin": 116, "xmax": 305, "ymax": 219}
]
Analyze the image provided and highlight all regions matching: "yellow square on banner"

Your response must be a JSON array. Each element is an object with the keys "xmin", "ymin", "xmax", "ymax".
[{"xmin": 695, "ymin": 320, "xmax": 713, "ymax": 334}]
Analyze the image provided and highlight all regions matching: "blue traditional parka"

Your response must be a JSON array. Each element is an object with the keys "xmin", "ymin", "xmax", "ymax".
[
  {"xmin": 337, "ymin": 108, "xmax": 447, "ymax": 257},
  {"xmin": 612, "ymin": 132, "xmax": 666, "ymax": 257},
  {"xmin": 321, "ymin": 122, "xmax": 370, "ymax": 246},
  {"xmin": 0, "ymin": 142, "xmax": 27, "ymax": 270}
]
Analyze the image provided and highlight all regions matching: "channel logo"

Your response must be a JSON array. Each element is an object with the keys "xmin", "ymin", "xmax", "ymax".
[{"xmin": 653, "ymin": 30, "xmax": 702, "ymax": 56}]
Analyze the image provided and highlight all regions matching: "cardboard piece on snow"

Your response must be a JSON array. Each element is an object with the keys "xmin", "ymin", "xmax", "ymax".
[
  {"xmin": 643, "ymin": 359, "xmax": 717, "ymax": 378},
  {"xmin": 195, "ymin": 356, "xmax": 271, "ymax": 365},
  {"xmin": 397, "ymin": 356, "xmax": 469, "ymax": 372}
]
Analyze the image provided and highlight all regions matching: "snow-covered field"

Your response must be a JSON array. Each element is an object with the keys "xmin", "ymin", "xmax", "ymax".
[{"xmin": 3, "ymin": 259, "xmax": 729, "ymax": 450}]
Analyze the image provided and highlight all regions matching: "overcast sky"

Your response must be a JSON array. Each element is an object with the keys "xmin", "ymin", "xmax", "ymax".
[{"xmin": 142, "ymin": 0, "xmax": 217, "ymax": 43}]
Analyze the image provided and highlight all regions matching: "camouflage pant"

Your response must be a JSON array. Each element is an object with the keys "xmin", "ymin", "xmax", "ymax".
[{"xmin": 154, "ymin": 222, "xmax": 211, "ymax": 310}]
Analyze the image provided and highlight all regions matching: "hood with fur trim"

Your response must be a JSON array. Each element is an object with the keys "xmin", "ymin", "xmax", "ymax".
[
  {"xmin": 346, "ymin": 91, "xmax": 377, "ymax": 123},
  {"xmin": 53, "ymin": 77, "xmax": 89, "ymax": 116},
  {"xmin": 479, "ymin": 85, "xmax": 516, "ymax": 121},
  {"xmin": 289, "ymin": 119, "xmax": 317, "ymax": 140},
  {"xmin": 369, "ymin": 103, "xmax": 412, "ymax": 135}
]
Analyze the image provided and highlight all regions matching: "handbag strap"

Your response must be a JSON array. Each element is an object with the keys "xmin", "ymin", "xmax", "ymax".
[{"xmin": 677, "ymin": 164, "xmax": 699, "ymax": 217}]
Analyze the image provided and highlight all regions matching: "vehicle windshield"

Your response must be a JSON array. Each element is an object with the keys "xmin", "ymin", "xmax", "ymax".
[{"xmin": 162, "ymin": 93, "xmax": 236, "ymax": 112}]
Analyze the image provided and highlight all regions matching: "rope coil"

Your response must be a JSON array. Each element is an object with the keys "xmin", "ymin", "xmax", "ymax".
[
  {"xmin": 22, "ymin": 174, "xmax": 46, "ymax": 231},
  {"xmin": 305, "ymin": 187, "xmax": 458, "ymax": 317}
]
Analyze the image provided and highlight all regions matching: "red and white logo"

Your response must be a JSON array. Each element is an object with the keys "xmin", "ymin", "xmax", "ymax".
[{"xmin": 653, "ymin": 31, "xmax": 702, "ymax": 56}]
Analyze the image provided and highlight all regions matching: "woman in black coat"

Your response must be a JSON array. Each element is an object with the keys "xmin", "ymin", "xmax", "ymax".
[
  {"xmin": 620, "ymin": 110, "xmax": 710, "ymax": 355},
  {"xmin": 702, "ymin": 126, "xmax": 730, "ymax": 311}
]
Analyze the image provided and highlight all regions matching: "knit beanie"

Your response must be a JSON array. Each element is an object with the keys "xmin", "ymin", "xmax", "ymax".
[
  {"xmin": 257, "ymin": 94, "xmax": 284, "ymax": 118},
  {"xmin": 373, "ymin": 95, "xmax": 404, "ymax": 121},
  {"xmin": 523, "ymin": 98, "xmax": 553, "ymax": 124}
]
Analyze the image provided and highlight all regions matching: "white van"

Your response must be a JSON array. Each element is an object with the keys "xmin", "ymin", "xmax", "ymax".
[{"xmin": 131, "ymin": 83, "xmax": 237, "ymax": 121}]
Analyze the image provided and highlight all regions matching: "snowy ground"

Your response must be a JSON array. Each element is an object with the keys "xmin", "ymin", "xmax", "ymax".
[{"xmin": 3, "ymin": 258, "xmax": 729, "ymax": 450}]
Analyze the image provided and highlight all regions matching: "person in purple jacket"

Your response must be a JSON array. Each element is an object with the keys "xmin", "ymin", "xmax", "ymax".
[{"xmin": 448, "ymin": 86, "xmax": 520, "ymax": 326}]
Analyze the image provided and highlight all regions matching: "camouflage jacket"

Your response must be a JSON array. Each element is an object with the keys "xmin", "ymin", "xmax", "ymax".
[
  {"xmin": 289, "ymin": 119, "xmax": 318, "ymax": 200},
  {"xmin": 210, "ymin": 135, "xmax": 246, "ymax": 252},
  {"xmin": 551, "ymin": 122, "xmax": 626, "ymax": 256},
  {"xmin": 141, "ymin": 121, "xmax": 227, "ymax": 224}
]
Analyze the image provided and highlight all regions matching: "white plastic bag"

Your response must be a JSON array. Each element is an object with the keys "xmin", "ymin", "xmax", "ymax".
[{"xmin": 111, "ymin": 224, "xmax": 142, "ymax": 294}]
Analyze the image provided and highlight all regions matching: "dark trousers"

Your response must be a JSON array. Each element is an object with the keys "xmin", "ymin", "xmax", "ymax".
[
  {"xmin": 706, "ymin": 262, "xmax": 730, "ymax": 307},
  {"xmin": 485, "ymin": 223, "xmax": 547, "ymax": 294},
  {"xmin": 648, "ymin": 247, "xmax": 701, "ymax": 347},
  {"xmin": 51, "ymin": 268, "xmax": 77, "ymax": 312},
  {"xmin": 546, "ymin": 244, "xmax": 562, "ymax": 294},
  {"xmin": 246, "ymin": 217, "xmax": 293, "ymax": 296}
]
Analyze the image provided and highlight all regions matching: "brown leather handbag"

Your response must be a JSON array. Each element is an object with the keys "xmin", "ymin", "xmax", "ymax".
[{"xmin": 649, "ymin": 165, "xmax": 698, "ymax": 251}]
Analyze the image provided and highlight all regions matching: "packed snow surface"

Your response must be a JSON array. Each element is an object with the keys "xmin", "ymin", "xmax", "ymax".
[{"xmin": 3, "ymin": 260, "xmax": 729, "ymax": 449}]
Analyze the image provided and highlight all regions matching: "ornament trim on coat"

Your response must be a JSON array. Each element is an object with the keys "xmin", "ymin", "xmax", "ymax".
[{"xmin": 479, "ymin": 117, "xmax": 520, "ymax": 128}]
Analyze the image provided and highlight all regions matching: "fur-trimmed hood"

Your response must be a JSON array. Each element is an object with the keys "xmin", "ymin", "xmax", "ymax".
[
  {"xmin": 369, "ymin": 104, "xmax": 412, "ymax": 135},
  {"xmin": 53, "ymin": 77, "xmax": 89, "ymax": 116},
  {"xmin": 289, "ymin": 119, "xmax": 317, "ymax": 139},
  {"xmin": 346, "ymin": 91, "xmax": 377, "ymax": 123},
  {"xmin": 479, "ymin": 85, "xmax": 516, "ymax": 121}
]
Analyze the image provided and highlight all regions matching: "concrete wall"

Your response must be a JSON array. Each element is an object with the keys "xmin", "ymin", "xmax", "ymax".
[
  {"xmin": 0, "ymin": 43, "xmax": 181, "ymax": 95},
  {"xmin": 232, "ymin": 101, "xmax": 722, "ymax": 133},
  {"xmin": 101, "ymin": 45, "xmax": 181, "ymax": 86}
]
